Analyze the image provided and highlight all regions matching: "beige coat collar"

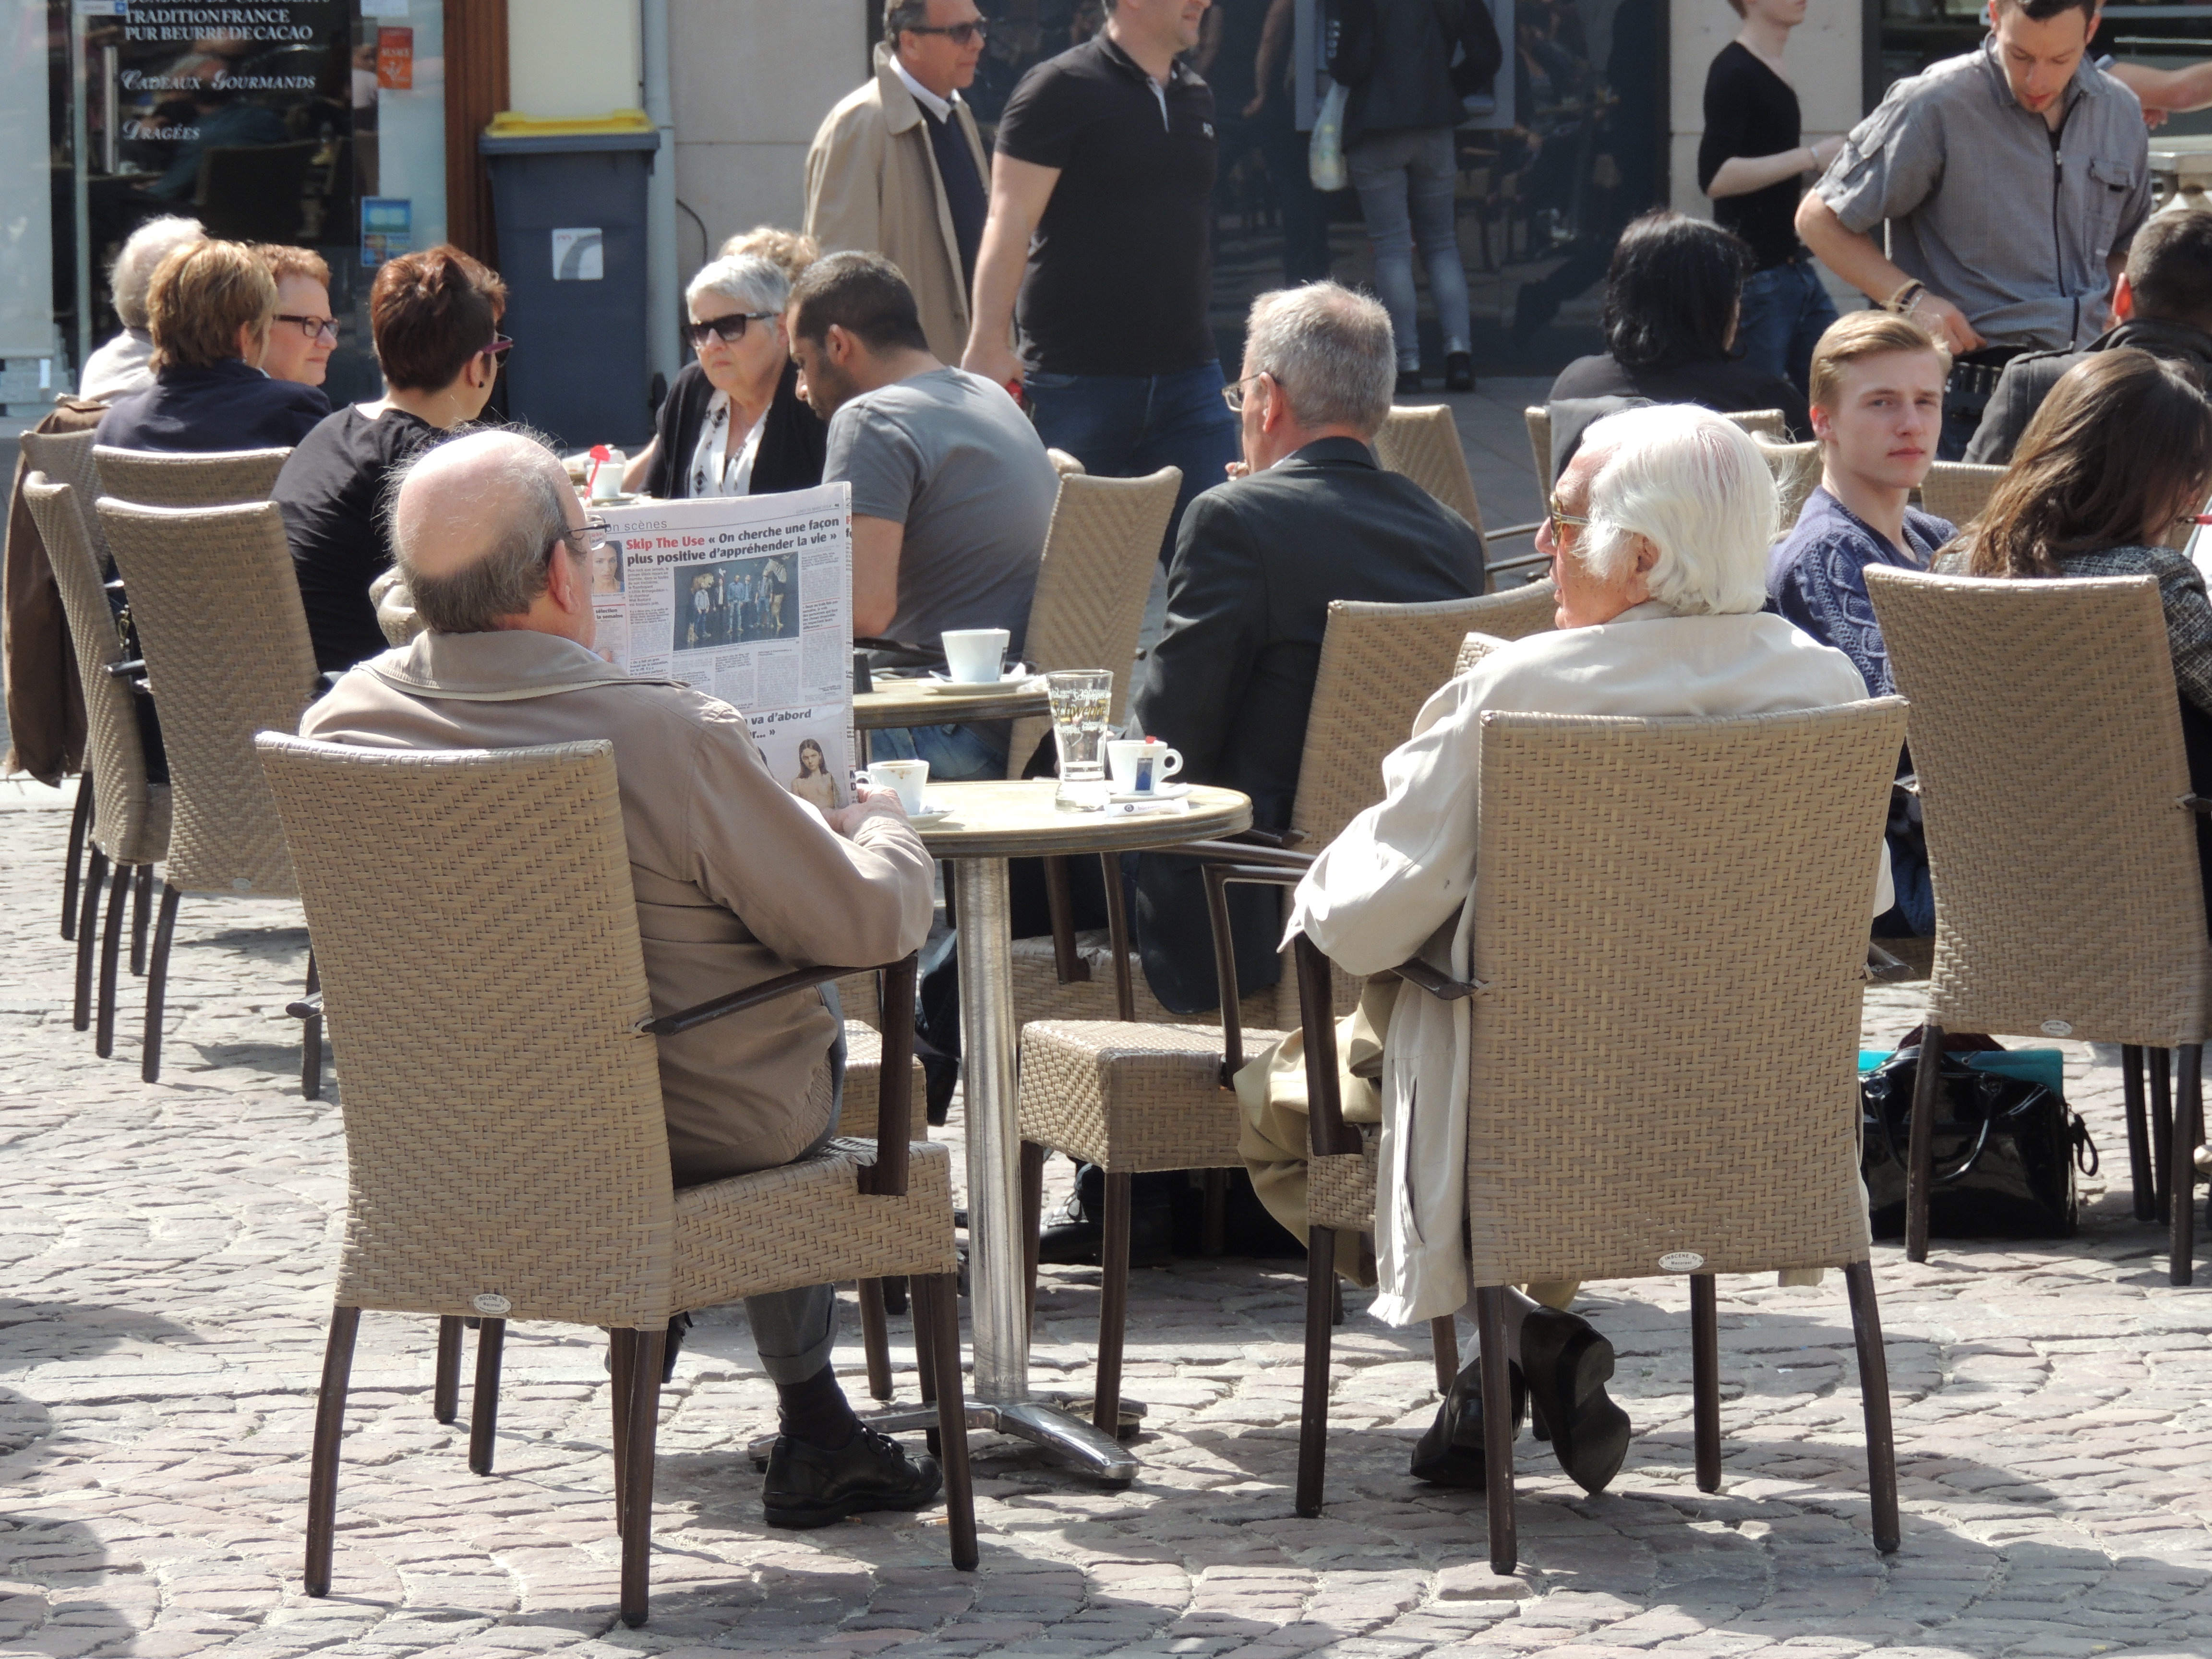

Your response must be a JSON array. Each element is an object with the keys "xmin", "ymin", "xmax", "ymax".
[{"xmin": 362, "ymin": 629, "xmax": 684, "ymax": 703}]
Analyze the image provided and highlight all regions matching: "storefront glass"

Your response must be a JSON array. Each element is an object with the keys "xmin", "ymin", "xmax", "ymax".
[
  {"xmin": 12, "ymin": 0, "xmax": 446, "ymax": 419},
  {"xmin": 948, "ymin": 0, "xmax": 1665, "ymax": 377}
]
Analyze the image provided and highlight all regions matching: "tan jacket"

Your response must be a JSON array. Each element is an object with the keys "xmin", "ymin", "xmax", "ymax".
[
  {"xmin": 301, "ymin": 630, "xmax": 935, "ymax": 1187},
  {"xmin": 805, "ymin": 46, "xmax": 989, "ymax": 365}
]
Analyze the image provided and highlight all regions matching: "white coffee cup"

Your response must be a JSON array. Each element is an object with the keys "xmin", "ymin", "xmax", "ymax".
[
  {"xmin": 856, "ymin": 758, "xmax": 929, "ymax": 815},
  {"xmin": 941, "ymin": 627, "xmax": 1010, "ymax": 685},
  {"xmin": 1106, "ymin": 739, "xmax": 1183, "ymax": 795}
]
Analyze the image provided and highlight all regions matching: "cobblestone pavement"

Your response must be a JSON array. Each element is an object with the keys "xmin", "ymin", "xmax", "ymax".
[{"xmin": 2, "ymin": 780, "xmax": 2210, "ymax": 1659}]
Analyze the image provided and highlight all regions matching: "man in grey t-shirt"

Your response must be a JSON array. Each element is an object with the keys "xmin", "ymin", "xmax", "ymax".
[{"xmin": 792, "ymin": 252, "xmax": 1058, "ymax": 781}]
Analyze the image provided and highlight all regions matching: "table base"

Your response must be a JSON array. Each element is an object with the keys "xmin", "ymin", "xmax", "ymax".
[{"xmin": 744, "ymin": 1395, "xmax": 1141, "ymax": 1484}]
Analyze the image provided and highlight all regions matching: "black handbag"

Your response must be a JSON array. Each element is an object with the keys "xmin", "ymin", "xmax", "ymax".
[{"xmin": 1860, "ymin": 1037, "xmax": 2097, "ymax": 1239}]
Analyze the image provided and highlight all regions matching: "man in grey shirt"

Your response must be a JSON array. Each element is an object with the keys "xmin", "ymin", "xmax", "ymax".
[
  {"xmin": 791, "ymin": 252, "xmax": 1058, "ymax": 780},
  {"xmin": 1797, "ymin": 0, "xmax": 2150, "ymax": 457}
]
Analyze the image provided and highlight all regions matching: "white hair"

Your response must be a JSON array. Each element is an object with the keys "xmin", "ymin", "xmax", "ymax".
[
  {"xmin": 109, "ymin": 216, "xmax": 205, "ymax": 329},
  {"xmin": 685, "ymin": 252, "xmax": 790, "ymax": 318},
  {"xmin": 1572, "ymin": 405, "xmax": 1776, "ymax": 616},
  {"xmin": 1243, "ymin": 281, "xmax": 1395, "ymax": 436}
]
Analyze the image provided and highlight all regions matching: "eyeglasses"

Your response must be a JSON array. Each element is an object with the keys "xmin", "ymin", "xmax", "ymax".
[
  {"xmin": 905, "ymin": 19, "xmax": 987, "ymax": 43},
  {"xmin": 480, "ymin": 334, "xmax": 514, "ymax": 362},
  {"xmin": 686, "ymin": 311, "xmax": 777, "ymax": 347},
  {"xmin": 1546, "ymin": 492, "xmax": 1589, "ymax": 541},
  {"xmin": 274, "ymin": 313, "xmax": 339, "ymax": 343},
  {"xmin": 1220, "ymin": 373, "xmax": 1268, "ymax": 414},
  {"xmin": 551, "ymin": 518, "xmax": 613, "ymax": 561}
]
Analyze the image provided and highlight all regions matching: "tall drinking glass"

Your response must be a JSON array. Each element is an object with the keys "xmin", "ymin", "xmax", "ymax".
[{"xmin": 1047, "ymin": 669, "xmax": 1113, "ymax": 811}]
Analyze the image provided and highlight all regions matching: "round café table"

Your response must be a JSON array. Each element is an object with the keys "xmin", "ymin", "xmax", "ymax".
[
  {"xmin": 853, "ymin": 678, "xmax": 1052, "ymax": 765},
  {"xmin": 896, "ymin": 779, "xmax": 1252, "ymax": 1483}
]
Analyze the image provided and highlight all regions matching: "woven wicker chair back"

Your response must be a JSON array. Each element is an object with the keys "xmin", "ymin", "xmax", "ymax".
[
  {"xmin": 1463, "ymin": 699, "xmax": 1906, "ymax": 1286},
  {"xmin": 94, "ymin": 445, "xmax": 290, "ymax": 508},
  {"xmin": 257, "ymin": 734, "xmax": 679, "ymax": 1327},
  {"xmin": 22, "ymin": 476, "xmax": 168, "ymax": 867},
  {"xmin": 96, "ymin": 498, "xmax": 316, "ymax": 897},
  {"xmin": 1003, "ymin": 467, "xmax": 1179, "ymax": 778},
  {"xmin": 1920, "ymin": 462, "xmax": 2004, "ymax": 530},
  {"xmin": 1756, "ymin": 438, "xmax": 1822, "ymax": 529},
  {"xmin": 1291, "ymin": 595, "xmax": 1494, "ymax": 850},
  {"xmin": 22, "ymin": 429, "xmax": 106, "ymax": 562},
  {"xmin": 1526, "ymin": 406, "xmax": 1788, "ymax": 487},
  {"xmin": 1375, "ymin": 406, "xmax": 1485, "ymax": 536},
  {"xmin": 1867, "ymin": 566, "xmax": 2212, "ymax": 1045},
  {"xmin": 1452, "ymin": 582, "xmax": 1557, "ymax": 673}
]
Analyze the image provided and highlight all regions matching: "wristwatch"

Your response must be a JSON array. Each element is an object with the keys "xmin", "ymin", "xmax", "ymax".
[{"xmin": 1885, "ymin": 279, "xmax": 1928, "ymax": 315}]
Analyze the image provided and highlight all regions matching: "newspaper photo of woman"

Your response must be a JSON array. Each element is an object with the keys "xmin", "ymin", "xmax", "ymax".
[{"xmin": 791, "ymin": 736, "xmax": 839, "ymax": 811}]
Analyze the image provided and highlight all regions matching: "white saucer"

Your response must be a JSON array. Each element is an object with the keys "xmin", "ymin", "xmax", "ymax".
[
  {"xmin": 920, "ymin": 668, "xmax": 1035, "ymax": 694},
  {"xmin": 908, "ymin": 801, "xmax": 956, "ymax": 828},
  {"xmin": 1108, "ymin": 782, "xmax": 1192, "ymax": 803}
]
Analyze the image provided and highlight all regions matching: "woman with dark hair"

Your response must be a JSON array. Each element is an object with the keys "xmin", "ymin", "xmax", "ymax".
[
  {"xmin": 1547, "ymin": 209, "xmax": 1810, "ymax": 438},
  {"xmin": 273, "ymin": 245, "xmax": 510, "ymax": 672},
  {"xmin": 791, "ymin": 736, "xmax": 838, "ymax": 811}
]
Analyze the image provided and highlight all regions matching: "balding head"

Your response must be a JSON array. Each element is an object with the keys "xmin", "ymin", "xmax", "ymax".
[{"xmin": 388, "ymin": 430, "xmax": 584, "ymax": 636}]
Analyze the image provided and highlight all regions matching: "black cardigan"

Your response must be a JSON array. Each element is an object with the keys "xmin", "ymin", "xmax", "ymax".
[{"xmin": 641, "ymin": 358, "xmax": 827, "ymax": 500}]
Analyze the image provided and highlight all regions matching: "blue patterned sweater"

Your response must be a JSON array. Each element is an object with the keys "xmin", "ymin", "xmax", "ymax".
[{"xmin": 1766, "ymin": 487, "xmax": 1955, "ymax": 695}]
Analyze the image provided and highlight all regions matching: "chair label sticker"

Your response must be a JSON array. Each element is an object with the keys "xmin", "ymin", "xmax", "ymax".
[
  {"xmin": 2040, "ymin": 1019, "xmax": 2073, "ymax": 1037},
  {"xmin": 471, "ymin": 1292, "xmax": 512, "ymax": 1316},
  {"xmin": 1658, "ymin": 1251, "xmax": 1705, "ymax": 1272}
]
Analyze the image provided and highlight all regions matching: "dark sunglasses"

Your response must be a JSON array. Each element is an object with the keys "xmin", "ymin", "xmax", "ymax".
[
  {"xmin": 907, "ymin": 18, "xmax": 986, "ymax": 43},
  {"xmin": 686, "ymin": 311, "xmax": 777, "ymax": 347}
]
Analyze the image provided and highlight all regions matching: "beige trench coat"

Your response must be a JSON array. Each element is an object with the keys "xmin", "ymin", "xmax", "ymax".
[
  {"xmin": 804, "ymin": 46, "xmax": 990, "ymax": 366},
  {"xmin": 302, "ymin": 630, "xmax": 935, "ymax": 1187},
  {"xmin": 1287, "ymin": 604, "xmax": 1891, "ymax": 1326}
]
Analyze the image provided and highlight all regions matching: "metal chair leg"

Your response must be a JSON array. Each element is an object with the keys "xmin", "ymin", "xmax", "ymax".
[
  {"xmin": 95, "ymin": 860, "xmax": 129, "ymax": 1058},
  {"xmin": 1093, "ymin": 1169, "xmax": 1132, "ymax": 1437},
  {"xmin": 1904, "ymin": 1022, "xmax": 1944, "ymax": 1262},
  {"xmin": 1429, "ymin": 1314, "xmax": 1457, "ymax": 1396},
  {"xmin": 609, "ymin": 1327, "xmax": 636, "ymax": 1534},
  {"xmin": 73, "ymin": 847, "xmax": 108, "ymax": 1031},
  {"xmin": 2123, "ymin": 1045, "xmax": 2156, "ymax": 1222},
  {"xmin": 1201, "ymin": 1169, "xmax": 1228, "ymax": 1256},
  {"xmin": 300, "ymin": 952, "xmax": 323, "ymax": 1101},
  {"xmin": 1476, "ymin": 1285, "xmax": 1517, "ymax": 1574},
  {"xmin": 618, "ymin": 1327, "xmax": 666, "ymax": 1627},
  {"xmin": 2152, "ymin": 1047, "xmax": 2175, "ymax": 1222},
  {"xmin": 467, "ymin": 1317, "xmax": 505, "ymax": 1475},
  {"xmin": 141, "ymin": 883, "xmax": 181, "ymax": 1084},
  {"xmin": 433, "ymin": 1316, "xmax": 463, "ymax": 1424},
  {"xmin": 61, "ymin": 770, "xmax": 91, "ymax": 941},
  {"xmin": 2172, "ymin": 1045, "xmax": 2201, "ymax": 1287},
  {"xmin": 1843, "ymin": 1261, "xmax": 1901, "ymax": 1553},
  {"xmin": 303, "ymin": 1304, "xmax": 361, "ymax": 1597},
  {"xmin": 1020, "ymin": 1140, "xmax": 1045, "ymax": 1333},
  {"xmin": 130, "ymin": 862, "xmax": 151, "ymax": 976},
  {"xmin": 1296, "ymin": 1224, "xmax": 1337, "ymax": 1518},
  {"xmin": 916, "ymin": 1272, "xmax": 978, "ymax": 1570},
  {"xmin": 858, "ymin": 1280, "xmax": 894, "ymax": 1401},
  {"xmin": 1690, "ymin": 1274, "xmax": 1721, "ymax": 1493}
]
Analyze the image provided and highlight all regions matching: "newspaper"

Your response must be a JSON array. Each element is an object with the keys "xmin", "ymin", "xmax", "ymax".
[{"xmin": 591, "ymin": 483, "xmax": 855, "ymax": 812}]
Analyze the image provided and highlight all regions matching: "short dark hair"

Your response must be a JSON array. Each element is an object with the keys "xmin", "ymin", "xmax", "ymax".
[
  {"xmin": 1601, "ymin": 210, "xmax": 1752, "ymax": 372},
  {"xmin": 789, "ymin": 252, "xmax": 930, "ymax": 354},
  {"xmin": 370, "ymin": 246, "xmax": 508, "ymax": 392},
  {"xmin": 2125, "ymin": 209, "xmax": 2212, "ymax": 333},
  {"xmin": 885, "ymin": 0, "xmax": 930, "ymax": 37},
  {"xmin": 1997, "ymin": 0, "xmax": 2099, "ymax": 24}
]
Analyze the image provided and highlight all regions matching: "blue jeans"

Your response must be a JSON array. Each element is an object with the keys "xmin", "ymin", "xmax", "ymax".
[
  {"xmin": 1025, "ymin": 362, "xmax": 1243, "ymax": 566},
  {"xmin": 1347, "ymin": 126, "xmax": 1472, "ymax": 369},
  {"xmin": 1735, "ymin": 261, "xmax": 1838, "ymax": 394},
  {"xmin": 868, "ymin": 719, "xmax": 1007, "ymax": 781}
]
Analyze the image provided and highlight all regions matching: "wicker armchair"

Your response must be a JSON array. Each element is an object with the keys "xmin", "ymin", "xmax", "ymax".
[
  {"xmin": 1918, "ymin": 461, "xmax": 2004, "ymax": 529},
  {"xmin": 1453, "ymin": 580, "xmax": 1558, "ymax": 665},
  {"xmin": 1294, "ymin": 701, "xmax": 1907, "ymax": 1571},
  {"xmin": 23, "ymin": 476, "xmax": 171, "ymax": 1056},
  {"xmin": 1524, "ymin": 405, "xmax": 1787, "ymax": 488},
  {"xmin": 1374, "ymin": 406, "xmax": 1548, "ymax": 588},
  {"xmin": 22, "ymin": 428, "xmax": 108, "ymax": 939},
  {"xmin": 94, "ymin": 445, "xmax": 291, "ymax": 507},
  {"xmin": 1867, "ymin": 566, "xmax": 2208, "ymax": 1282},
  {"xmin": 1757, "ymin": 438, "xmax": 1823, "ymax": 529},
  {"xmin": 254, "ymin": 734, "xmax": 974, "ymax": 1626},
  {"xmin": 94, "ymin": 498, "xmax": 323, "ymax": 1093}
]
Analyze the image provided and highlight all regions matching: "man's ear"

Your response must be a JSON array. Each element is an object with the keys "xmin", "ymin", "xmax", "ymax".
[
  {"xmin": 2113, "ymin": 271, "xmax": 2136, "ymax": 322},
  {"xmin": 1633, "ymin": 534, "xmax": 1661, "ymax": 575},
  {"xmin": 549, "ymin": 541, "xmax": 590, "ymax": 614}
]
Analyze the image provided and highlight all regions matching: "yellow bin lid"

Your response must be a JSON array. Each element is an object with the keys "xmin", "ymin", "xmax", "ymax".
[{"xmin": 484, "ymin": 108, "xmax": 656, "ymax": 139}]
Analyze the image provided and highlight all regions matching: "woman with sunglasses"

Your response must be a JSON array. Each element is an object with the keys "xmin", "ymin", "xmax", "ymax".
[
  {"xmin": 273, "ymin": 245, "xmax": 511, "ymax": 673},
  {"xmin": 631, "ymin": 252, "xmax": 827, "ymax": 500}
]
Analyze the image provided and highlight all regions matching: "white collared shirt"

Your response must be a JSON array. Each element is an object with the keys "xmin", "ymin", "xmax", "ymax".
[
  {"xmin": 689, "ymin": 389, "xmax": 766, "ymax": 499},
  {"xmin": 890, "ymin": 53, "xmax": 957, "ymax": 123}
]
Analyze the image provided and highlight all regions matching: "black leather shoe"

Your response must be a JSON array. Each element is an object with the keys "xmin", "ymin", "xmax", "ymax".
[
  {"xmin": 1444, "ymin": 352, "xmax": 1476, "ymax": 392},
  {"xmin": 1411, "ymin": 1354, "xmax": 1526, "ymax": 1488},
  {"xmin": 1035, "ymin": 1191, "xmax": 1175, "ymax": 1267},
  {"xmin": 1519, "ymin": 1306, "xmax": 1630, "ymax": 1495},
  {"xmin": 1395, "ymin": 368, "xmax": 1424, "ymax": 396},
  {"xmin": 762, "ymin": 1426, "xmax": 943, "ymax": 1528}
]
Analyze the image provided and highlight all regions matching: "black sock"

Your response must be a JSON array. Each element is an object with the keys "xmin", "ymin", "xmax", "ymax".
[{"xmin": 776, "ymin": 1363, "xmax": 859, "ymax": 1449}]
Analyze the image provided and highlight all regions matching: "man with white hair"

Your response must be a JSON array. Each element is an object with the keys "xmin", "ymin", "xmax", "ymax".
[
  {"xmin": 80, "ymin": 216, "xmax": 205, "ymax": 401},
  {"xmin": 1286, "ymin": 405, "xmax": 1890, "ymax": 1497},
  {"xmin": 301, "ymin": 429, "xmax": 948, "ymax": 1531}
]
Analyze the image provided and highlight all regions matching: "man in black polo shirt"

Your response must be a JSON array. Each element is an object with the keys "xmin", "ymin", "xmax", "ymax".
[{"xmin": 961, "ymin": 0, "xmax": 1241, "ymax": 565}]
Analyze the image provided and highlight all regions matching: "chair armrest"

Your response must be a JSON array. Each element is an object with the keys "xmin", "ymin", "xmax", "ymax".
[
  {"xmin": 1486, "ymin": 550, "xmax": 1549, "ymax": 576},
  {"xmin": 105, "ymin": 659, "xmax": 144, "ymax": 678},
  {"xmin": 1228, "ymin": 826, "xmax": 1310, "ymax": 850},
  {"xmin": 285, "ymin": 992, "xmax": 323, "ymax": 1020},
  {"xmin": 1160, "ymin": 837, "xmax": 1316, "ymax": 872},
  {"xmin": 1392, "ymin": 957, "xmax": 1485, "ymax": 1000},
  {"xmin": 638, "ymin": 960, "xmax": 885, "ymax": 1036},
  {"xmin": 1483, "ymin": 521, "xmax": 1543, "ymax": 541},
  {"xmin": 2183, "ymin": 795, "xmax": 2212, "ymax": 815}
]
